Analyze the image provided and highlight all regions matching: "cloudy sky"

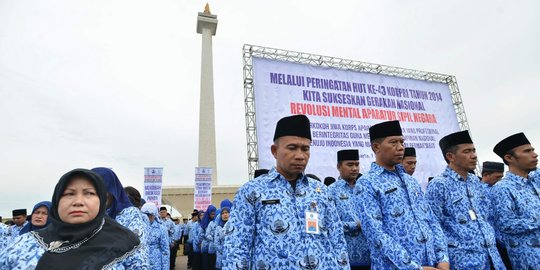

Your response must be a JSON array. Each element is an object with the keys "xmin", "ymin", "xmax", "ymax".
[{"xmin": 1, "ymin": 0, "xmax": 538, "ymax": 218}]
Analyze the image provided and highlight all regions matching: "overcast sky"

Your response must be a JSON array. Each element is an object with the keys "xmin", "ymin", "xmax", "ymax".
[{"xmin": 1, "ymin": 0, "xmax": 538, "ymax": 218}]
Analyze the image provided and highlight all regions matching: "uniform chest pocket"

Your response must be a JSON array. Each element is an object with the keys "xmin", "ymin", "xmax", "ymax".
[
  {"xmin": 382, "ymin": 186, "xmax": 405, "ymax": 217},
  {"xmin": 260, "ymin": 199, "xmax": 284, "ymax": 219},
  {"xmin": 444, "ymin": 196, "xmax": 469, "ymax": 220}
]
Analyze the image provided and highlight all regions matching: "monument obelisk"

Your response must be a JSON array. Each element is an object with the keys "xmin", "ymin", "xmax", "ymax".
[{"xmin": 197, "ymin": 4, "xmax": 218, "ymax": 185}]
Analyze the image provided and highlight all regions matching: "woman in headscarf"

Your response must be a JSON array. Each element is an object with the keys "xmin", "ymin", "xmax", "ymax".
[
  {"xmin": 91, "ymin": 168, "xmax": 148, "ymax": 238},
  {"xmin": 0, "ymin": 168, "xmax": 148, "ymax": 269},
  {"xmin": 141, "ymin": 202, "xmax": 170, "ymax": 270},
  {"xmin": 200, "ymin": 205, "xmax": 216, "ymax": 270},
  {"xmin": 205, "ymin": 208, "xmax": 220, "ymax": 270},
  {"xmin": 214, "ymin": 199, "xmax": 232, "ymax": 270},
  {"xmin": 18, "ymin": 201, "xmax": 52, "ymax": 235},
  {"xmin": 191, "ymin": 210, "xmax": 204, "ymax": 270}
]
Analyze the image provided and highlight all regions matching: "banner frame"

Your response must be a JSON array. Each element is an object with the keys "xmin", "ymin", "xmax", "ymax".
[{"xmin": 242, "ymin": 44, "xmax": 472, "ymax": 179}]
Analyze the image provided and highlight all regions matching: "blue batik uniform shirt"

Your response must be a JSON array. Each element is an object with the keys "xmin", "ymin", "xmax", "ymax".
[
  {"xmin": 491, "ymin": 169, "xmax": 540, "ymax": 269},
  {"xmin": 0, "ymin": 229, "xmax": 150, "ymax": 269},
  {"xmin": 173, "ymin": 223, "xmax": 183, "ymax": 242},
  {"xmin": 355, "ymin": 162, "xmax": 448, "ymax": 270},
  {"xmin": 145, "ymin": 219, "xmax": 170, "ymax": 270},
  {"xmin": 160, "ymin": 217, "xmax": 175, "ymax": 245},
  {"xmin": 426, "ymin": 167, "xmax": 506, "ymax": 269},
  {"xmin": 223, "ymin": 167, "xmax": 350, "ymax": 270},
  {"xmin": 0, "ymin": 224, "xmax": 12, "ymax": 250},
  {"xmin": 480, "ymin": 182, "xmax": 506, "ymax": 245},
  {"xmin": 10, "ymin": 221, "xmax": 27, "ymax": 238},
  {"xmin": 192, "ymin": 222, "xmax": 203, "ymax": 253},
  {"xmin": 327, "ymin": 177, "xmax": 370, "ymax": 266},
  {"xmin": 185, "ymin": 220, "xmax": 195, "ymax": 243}
]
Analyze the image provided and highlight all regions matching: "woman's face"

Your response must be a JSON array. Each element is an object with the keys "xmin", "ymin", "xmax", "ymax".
[
  {"xmin": 221, "ymin": 210, "xmax": 230, "ymax": 221},
  {"xmin": 58, "ymin": 177, "xmax": 100, "ymax": 224},
  {"xmin": 31, "ymin": 205, "xmax": 49, "ymax": 226}
]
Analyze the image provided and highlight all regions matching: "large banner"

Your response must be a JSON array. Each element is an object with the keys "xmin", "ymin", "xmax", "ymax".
[
  {"xmin": 252, "ymin": 57, "xmax": 460, "ymax": 188},
  {"xmin": 143, "ymin": 167, "xmax": 163, "ymax": 206},
  {"xmin": 194, "ymin": 167, "xmax": 213, "ymax": 211}
]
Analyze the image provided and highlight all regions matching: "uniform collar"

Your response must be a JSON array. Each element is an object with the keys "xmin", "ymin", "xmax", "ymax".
[
  {"xmin": 268, "ymin": 167, "xmax": 308, "ymax": 184},
  {"xmin": 337, "ymin": 177, "xmax": 355, "ymax": 188},
  {"xmin": 443, "ymin": 166, "xmax": 468, "ymax": 182},
  {"xmin": 370, "ymin": 162, "xmax": 406, "ymax": 176},
  {"xmin": 13, "ymin": 221, "xmax": 28, "ymax": 229},
  {"xmin": 505, "ymin": 171, "xmax": 530, "ymax": 186}
]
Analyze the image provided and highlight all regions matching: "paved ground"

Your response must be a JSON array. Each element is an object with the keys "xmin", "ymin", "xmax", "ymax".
[{"xmin": 173, "ymin": 254, "xmax": 189, "ymax": 270}]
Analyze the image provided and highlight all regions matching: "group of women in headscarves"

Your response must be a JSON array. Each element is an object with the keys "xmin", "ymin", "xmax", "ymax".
[
  {"xmin": 0, "ymin": 167, "xmax": 176, "ymax": 270},
  {"xmin": 189, "ymin": 199, "xmax": 232, "ymax": 270}
]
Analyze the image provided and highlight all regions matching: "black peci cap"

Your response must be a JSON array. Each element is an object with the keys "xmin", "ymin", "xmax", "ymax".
[
  {"xmin": 439, "ymin": 130, "xmax": 473, "ymax": 153},
  {"xmin": 404, "ymin": 147, "xmax": 416, "ymax": 157},
  {"xmin": 12, "ymin": 209, "xmax": 27, "ymax": 216},
  {"xmin": 482, "ymin": 161, "xmax": 504, "ymax": 173},
  {"xmin": 493, "ymin": 132, "xmax": 531, "ymax": 159},
  {"xmin": 273, "ymin": 115, "xmax": 312, "ymax": 141},
  {"xmin": 337, "ymin": 149, "xmax": 359, "ymax": 162},
  {"xmin": 369, "ymin": 121, "xmax": 402, "ymax": 141}
]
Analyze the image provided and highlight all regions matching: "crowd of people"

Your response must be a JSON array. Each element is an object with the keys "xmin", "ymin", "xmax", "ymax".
[
  {"xmin": 0, "ymin": 166, "xmax": 233, "ymax": 270},
  {"xmin": 0, "ymin": 114, "xmax": 538, "ymax": 270},
  {"xmin": 219, "ymin": 115, "xmax": 537, "ymax": 270}
]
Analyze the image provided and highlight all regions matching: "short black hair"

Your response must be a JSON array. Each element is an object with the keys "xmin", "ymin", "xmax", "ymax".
[
  {"xmin": 124, "ymin": 186, "xmax": 142, "ymax": 208},
  {"xmin": 442, "ymin": 145, "xmax": 459, "ymax": 164},
  {"xmin": 500, "ymin": 149, "xmax": 517, "ymax": 165},
  {"xmin": 370, "ymin": 137, "xmax": 385, "ymax": 144}
]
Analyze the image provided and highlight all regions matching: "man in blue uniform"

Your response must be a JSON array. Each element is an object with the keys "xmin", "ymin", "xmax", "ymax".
[
  {"xmin": 480, "ymin": 161, "xmax": 512, "ymax": 269},
  {"xmin": 355, "ymin": 120, "xmax": 449, "ymax": 270},
  {"xmin": 10, "ymin": 209, "xmax": 27, "ymax": 238},
  {"xmin": 402, "ymin": 147, "xmax": 417, "ymax": 176},
  {"xmin": 481, "ymin": 161, "xmax": 504, "ymax": 187},
  {"xmin": 425, "ymin": 130, "xmax": 505, "ymax": 269},
  {"xmin": 328, "ymin": 149, "xmax": 370, "ymax": 269},
  {"xmin": 491, "ymin": 132, "xmax": 540, "ymax": 269},
  {"xmin": 223, "ymin": 115, "xmax": 349, "ymax": 270},
  {"xmin": 185, "ymin": 210, "xmax": 199, "ymax": 269}
]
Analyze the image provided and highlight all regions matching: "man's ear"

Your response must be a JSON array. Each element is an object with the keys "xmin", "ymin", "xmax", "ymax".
[
  {"xmin": 271, "ymin": 144, "xmax": 278, "ymax": 159},
  {"xmin": 503, "ymin": 153, "xmax": 513, "ymax": 165},
  {"xmin": 445, "ymin": 151, "xmax": 454, "ymax": 163},
  {"xmin": 371, "ymin": 141, "xmax": 380, "ymax": 153}
]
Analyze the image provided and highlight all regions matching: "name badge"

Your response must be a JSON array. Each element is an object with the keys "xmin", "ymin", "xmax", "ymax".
[
  {"xmin": 262, "ymin": 199, "xmax": 280, "ymax": 205},
  {"xmin": 305, "ymin": 211, "xmax": 320, "ymax": 234},
  {"xmin": 468, "ymin": 209, "xmax": 477, "ymax": 221}
]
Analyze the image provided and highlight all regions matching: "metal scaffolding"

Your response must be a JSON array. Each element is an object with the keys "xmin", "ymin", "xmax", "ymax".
[{"xmin": 242, "ymin": 44, "xmax": 471, "ymax": 179}]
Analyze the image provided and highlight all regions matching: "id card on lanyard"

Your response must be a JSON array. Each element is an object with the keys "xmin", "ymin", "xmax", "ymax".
[
  {"xmin": 305, "ymin": 211, "xmax": 319, "ymax": 234},
  {"xmin": 305, "ymin": 201, "xmax": 320, "ymax": 234}
]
